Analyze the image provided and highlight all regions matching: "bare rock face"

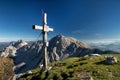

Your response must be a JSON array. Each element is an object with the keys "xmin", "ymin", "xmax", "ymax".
[
  {"xmin": 48, "ymin": 35, "xmax": 90, "ymax": 60},
  {"xmin": 49, "ymin": 47, "xmax": 60, "ymax": 62}
]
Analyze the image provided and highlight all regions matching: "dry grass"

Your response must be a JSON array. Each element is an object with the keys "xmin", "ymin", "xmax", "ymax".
[{"xmin": 0, "ymin": 57, "xmax": 14, "ymax": 80}]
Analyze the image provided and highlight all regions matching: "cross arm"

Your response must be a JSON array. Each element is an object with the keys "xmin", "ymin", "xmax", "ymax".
[
  {"xmin": 32, "ymin": 25, "xmax": 43, "ymax": 30},
  {"xmin": 47, "ymin": 26, "xmax": 54, "ymax": 32}
]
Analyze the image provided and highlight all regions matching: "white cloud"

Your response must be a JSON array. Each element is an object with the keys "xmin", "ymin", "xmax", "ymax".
[
  {"xmin": 84, "ymin": 38, "xmax": 120, "ymax": 44},
  {"xmin": 0, "ymin": 38, "xmax": 12, "ymax": 42},
  {"xmin": 84, "ymin": 38, "xmax": 120, "ymax": 52}
]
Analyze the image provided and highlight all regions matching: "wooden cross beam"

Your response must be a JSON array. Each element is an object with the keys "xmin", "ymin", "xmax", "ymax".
[{"xmin": 32, "ymin": 12, "xmax": 53, "ymax": 70}]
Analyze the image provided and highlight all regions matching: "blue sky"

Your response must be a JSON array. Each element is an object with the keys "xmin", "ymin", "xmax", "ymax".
[{"xmin": 0, "ymin": 0, "xmax": 120, "ymax": 42}]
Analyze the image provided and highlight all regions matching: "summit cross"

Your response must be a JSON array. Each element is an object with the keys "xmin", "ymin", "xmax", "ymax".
[{"xmin": 32, "ymin": 12, "xmax": 54, "ymax": 70}]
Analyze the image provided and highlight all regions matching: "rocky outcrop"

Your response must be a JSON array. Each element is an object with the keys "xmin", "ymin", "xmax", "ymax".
[{"xmin": 105, "ymin": 56, "xmax": 118, "ymax": 64}]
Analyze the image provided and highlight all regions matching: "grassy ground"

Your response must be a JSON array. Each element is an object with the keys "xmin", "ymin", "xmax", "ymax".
[
  {"xmin": 0, "ymin": 57, "xmax": 14, "ymax": 80},
  {"xmin": 20, "ymin": 54, "xmax": 120, "ymax": 80}
]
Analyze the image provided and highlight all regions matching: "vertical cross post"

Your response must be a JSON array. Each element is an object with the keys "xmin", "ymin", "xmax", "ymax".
[{"xmin": 32, "ymin": 12, "xmax": 53, "ymax": 70}]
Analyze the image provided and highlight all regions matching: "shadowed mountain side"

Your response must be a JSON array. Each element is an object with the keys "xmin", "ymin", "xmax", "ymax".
[
  {"xmin": 13, "ymin": 41, "xmax": 43, "ymax": 74},
  {"xmin": 13, "ymin": 35, "xmax": 91, "ymax": 74}
]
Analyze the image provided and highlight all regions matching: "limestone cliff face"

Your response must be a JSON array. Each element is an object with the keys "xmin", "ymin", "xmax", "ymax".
[{"xmin": 48, "ymin": 35, "xmax": 90, "ymax": 61}]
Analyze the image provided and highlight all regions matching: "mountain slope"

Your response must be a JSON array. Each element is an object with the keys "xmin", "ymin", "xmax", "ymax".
[{"xmin": 20, "ymin": 54, "xmax": 120, "ymax": 80}]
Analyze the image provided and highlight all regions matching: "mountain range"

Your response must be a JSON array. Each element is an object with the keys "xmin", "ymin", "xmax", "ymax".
[{"xmin": 0, "ymin": 35, "xmax": 119, "ymax": 79}]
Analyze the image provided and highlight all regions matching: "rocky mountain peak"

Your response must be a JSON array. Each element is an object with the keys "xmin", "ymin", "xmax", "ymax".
[
  {"xmin": 48, "ymin": 35, "xmax": 90, "ymax": 61},
  {"xmin": 1, "ymin": 40, "xmax": 28, "ymax": 57},
  {"xmin": 49, "ymin": 35, "xmax": 90, "ymax": 49},
  {"xmin": 12, "ymin": 40, "xmax": 28, "ymax": 49}
]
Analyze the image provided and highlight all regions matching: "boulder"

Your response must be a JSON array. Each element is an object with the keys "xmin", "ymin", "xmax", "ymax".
[{"xmin": 105, "ymin": 56, "xmax": 117, "ymax": 64}]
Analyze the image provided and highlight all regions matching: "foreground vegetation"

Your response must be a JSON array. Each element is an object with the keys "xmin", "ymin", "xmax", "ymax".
[
  {"xmin": 0, "ymin": 57, "xmax": 14, "ymax": 80},
  {"xmin": 20, "ymin": 54, "xmax": 120, "ymax": 80}
]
